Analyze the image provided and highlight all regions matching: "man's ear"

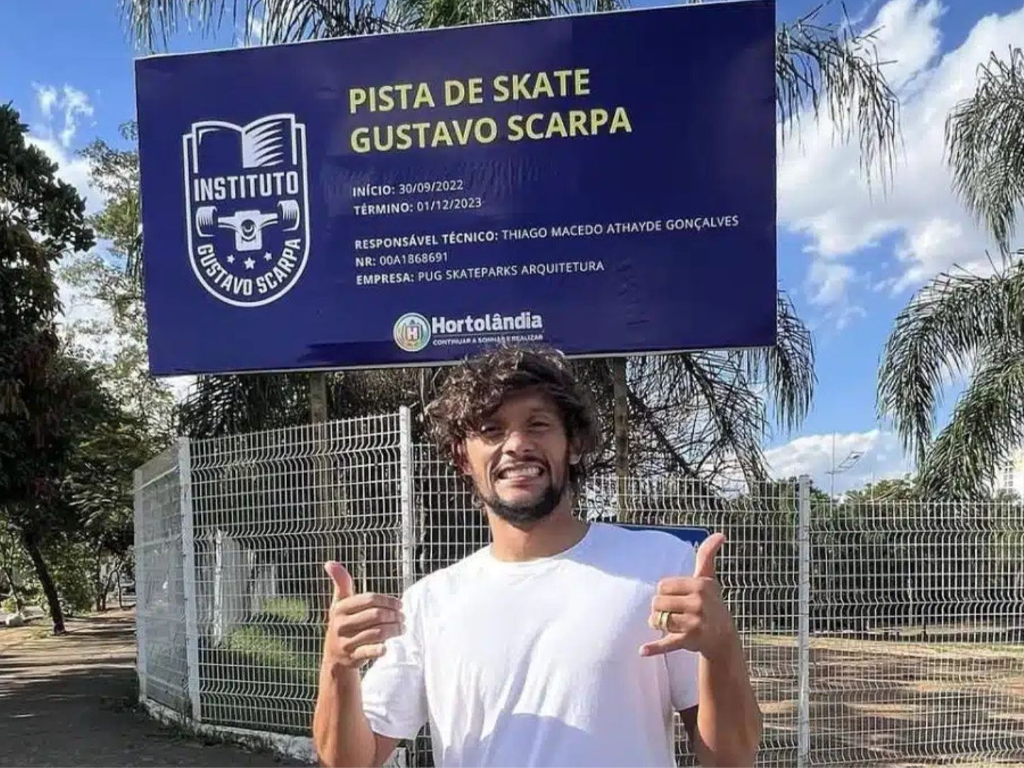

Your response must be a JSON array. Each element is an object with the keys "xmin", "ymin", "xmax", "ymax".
[{"xmin": 568, "ymin": 439, "xmax": 582, "ymax": 466}]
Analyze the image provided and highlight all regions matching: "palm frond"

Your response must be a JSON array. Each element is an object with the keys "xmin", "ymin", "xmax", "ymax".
[
  {"xmin": 388, "ymin": 0, "xmax": 620, "ymax": 29},
  {"xmin": 776, "ymin": 1, "xmax": 900, "ymax": 188},
  {"xmin": 681, "ymin": 353, "xmax": 769, "ymax": 486},
  {"xmin": 917, "ymin": 340, "xmax": 1024, "ymax": 498},
  {"xmin": 743, "ymin": 290, "xmax": 815, "ymax": 433},
  {"xmin": 175, "ymin": 372, "xmax": 312, "ymax": 437},
  {"xmin": 877, "ymin": 261, "xmax": 1021, "ymax": 465},
  {"xmin": 628, "ymin": 352, "xmax": 769, "ymax": 487},
  {"xmin": 945, "ymin": 47, "xmax": 1024, "ymax": 251},
  {"xmin": 119, "ymin": 0, "xmax": 235, "ymax": 51},
  {"xmin": 119, "ymin": 0, "xmax": 396, "ymax": 49},
  {"xmin": 260, "ymin": 0, "xmax": 397, "ymax": 41}
]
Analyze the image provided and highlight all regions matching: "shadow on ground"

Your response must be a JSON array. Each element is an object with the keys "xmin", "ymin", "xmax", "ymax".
[{"xmin": 0, "ymin": 610, "xmax": 306, "ymax": 767}]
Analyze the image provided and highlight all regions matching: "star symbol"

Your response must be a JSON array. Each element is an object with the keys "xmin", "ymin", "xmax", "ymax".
[
  {"xmin": 244, "ymin": 257, "xmax": 255, "ymax": 270},
  {"xmin": 264, "ymin": 251, "xmax": 273, "ymax": 262},
  {"xmin": 226, "ymin": 254, "xmax": 235, "ymax": 264}
]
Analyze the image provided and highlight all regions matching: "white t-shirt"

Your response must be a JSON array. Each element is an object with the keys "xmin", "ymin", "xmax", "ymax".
[{"xmin": 361, "ymin": 521, "xmax": 700, "ymax": 767}]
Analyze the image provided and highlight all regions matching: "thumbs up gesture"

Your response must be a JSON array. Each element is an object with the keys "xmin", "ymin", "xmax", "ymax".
[
  {"xmin": 639, "ymin": 533, "xmax": 735, "ymax": 659},
  {"xmin": 322, "ymin": 561, "xmax": 404, "ymax": 669}
]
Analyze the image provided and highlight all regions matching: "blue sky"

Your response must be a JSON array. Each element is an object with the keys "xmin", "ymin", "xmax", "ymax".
[{"xmin": 2, "ymin": 0, "xmax": 1022, "ymax": 491}]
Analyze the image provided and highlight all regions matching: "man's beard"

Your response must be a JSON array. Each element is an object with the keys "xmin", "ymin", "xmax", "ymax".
[{"xmin": 479, "ymin": 472, "xmax": 568, "ymax": 528}]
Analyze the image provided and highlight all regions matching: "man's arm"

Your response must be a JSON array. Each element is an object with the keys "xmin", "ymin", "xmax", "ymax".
[
  {"xmin": 314, "ymin": 561, "xmax": 405, "ymax": 768},
  {"xmin": 641, "ymin": 533, "xmax": 763, "ymax": 767},
  {"xmin": 679, "ymin": 633, "xmax": 762, "ymax": 767},
  {"xmin": 313, "ymin": 660, "xmax": 398, "ymax": 767}
]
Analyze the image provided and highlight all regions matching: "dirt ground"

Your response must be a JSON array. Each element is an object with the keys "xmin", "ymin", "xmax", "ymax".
[
  {"xmin": 748, "ymin": 634, "xmax": 1024, "ymax": 767},
  {"xmin": 4, "ymin": 610, "xmax": 1022, "ymax": 767},
  {"xmin": 0, "ymin": 608, "xmax": 306, "ymax": 767}
]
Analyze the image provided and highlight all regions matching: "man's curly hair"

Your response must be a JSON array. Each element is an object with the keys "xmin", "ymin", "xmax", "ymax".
[{"xmin": 425, "ymin": 345, "xmax": 601, "ymax": 493}]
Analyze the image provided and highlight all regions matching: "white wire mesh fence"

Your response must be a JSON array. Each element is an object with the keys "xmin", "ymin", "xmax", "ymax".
[
  {"xmin": 134, "ymin": 412, "xmax": 1024, "ymax": 767},
  {"xmin": 133, "ymin": 441, "xmax": 189, "ymax": 714},
  {"xmin": 187, "ymin": 414, "xmax": 406, "ymax": 735},
  {"xmin": 807, "ymin": 497, "xmax": 1024, "ymax": 766}
]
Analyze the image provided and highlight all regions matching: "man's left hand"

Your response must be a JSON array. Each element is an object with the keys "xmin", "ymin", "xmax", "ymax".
[{"xmin": 639, "ymin": 532, "xmax": 736, "ymax": 658}]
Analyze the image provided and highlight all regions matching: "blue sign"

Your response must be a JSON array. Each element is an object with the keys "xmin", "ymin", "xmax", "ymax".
[
  {"xmin": 135, "ymin": 1, "xmax": 777, "ymax": 376},
  {"xmin": 615, "ymin": 524, "xmax": 710, "ymax": 550}
]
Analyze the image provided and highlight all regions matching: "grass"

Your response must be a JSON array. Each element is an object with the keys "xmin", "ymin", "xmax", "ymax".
[
  {"xmin": 259, "ymin": 597, "xmax": 309, "ymax": 623},
  {"xmin": 225, "ymin": 625, "xmax": 319, "ymax": 676}
]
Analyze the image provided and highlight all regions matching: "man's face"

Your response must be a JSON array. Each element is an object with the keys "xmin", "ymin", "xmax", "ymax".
[{"xmin": 459, "ymin": 389, "xmax": 578, "ymax": 527}]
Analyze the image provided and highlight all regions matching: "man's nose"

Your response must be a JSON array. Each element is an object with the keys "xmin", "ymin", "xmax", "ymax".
[{"xmin": 502, "ymin": 428, "xmax": 537, "ymax": 454}]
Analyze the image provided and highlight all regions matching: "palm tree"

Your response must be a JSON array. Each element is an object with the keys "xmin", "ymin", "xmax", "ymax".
[
  {"xmin": 119, "ymin": 0, "xmax": 899, "ymax": 487},
  {"xmin": 878, "ymin": 258, "xmax": 1024, "ymax": 498},
  {"xmin": 878, "ymin": 47, "xmax": 1024, "ymax": 498},
  {"xmin": 946, "ymin": 48, "xmax": 1024, "ymax": 254}
]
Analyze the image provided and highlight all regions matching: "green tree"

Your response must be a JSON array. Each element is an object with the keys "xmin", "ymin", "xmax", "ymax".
[
  {"xmin": 61, "ymin": 121, "xmax": 175, "ymax": 442},
  {"xmin": 878, "ymin": 48, "xmax": 1024, "ymax": 498},
  {"xmin": 843, "ymin": 476, "xmax": 918, "ymax": 502},
  {"xmin": 0, "ymin": 103, "xmax": 96, "ymax": 633},
  {"xmin": 0, "ymin": 519, "xmax": 39, "ymax": 613},
  {"xmin": 65, "ymin": 408, "xmax": 159, "ymax": 610}
]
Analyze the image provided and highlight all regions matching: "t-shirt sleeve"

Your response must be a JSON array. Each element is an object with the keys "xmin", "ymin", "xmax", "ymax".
[
  {"xmin": 665, "ymin": 539, "xmax": 700, "ymax": 711},
  {"xmin": 665, "ymin": 643, "xmax": 700, "ymax": 711},
  {"xmin": 360, "ymin": 582, "xmax": 429, "ymax": 740}
]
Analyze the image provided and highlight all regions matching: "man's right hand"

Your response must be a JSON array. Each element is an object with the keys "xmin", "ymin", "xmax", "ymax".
[{"xmin": 323, "ymin": 561, "xmax": 404, "ymax": 670}]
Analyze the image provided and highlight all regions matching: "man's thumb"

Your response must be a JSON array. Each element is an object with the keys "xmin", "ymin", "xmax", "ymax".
[
  {"xmin": 324, "ymin": 561, "xmax": 354, "ymax": 601},
  {"xmin": 694, "ymin": 532, "xmax": 726, "ymax": 579}
]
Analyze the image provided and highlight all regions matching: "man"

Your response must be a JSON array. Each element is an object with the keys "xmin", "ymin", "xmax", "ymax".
[{"xmin": 313, "ymin": 345, "xmax": 762, "ymax": 767}]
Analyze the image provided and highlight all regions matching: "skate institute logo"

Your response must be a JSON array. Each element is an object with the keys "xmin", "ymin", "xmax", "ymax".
[
  {"xmin": 393, "ymin": 313, "xmax": 431, "ymax": 352},
  {"xmin": 183, "ymin": 114, "xmax": 310, "ymax": 307}
]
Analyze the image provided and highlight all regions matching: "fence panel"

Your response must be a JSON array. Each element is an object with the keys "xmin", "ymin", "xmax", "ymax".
[
  {"xmin": 809, "ymin": 497, "xmax": 1024, "ymax": 766},
  {"xmin": 405, "ymin": 453, "xmax": 803, "ymax": 768},
  {"xmin": 186, "ymin": 414, "xmax": 404, "ymax": 736},
  {"xmin": 133, "ymin": 441, "xmax": 189, "ymax": 714},
  {"xmin": 579, "ymin": 476, "xmax": 804, "ymax": 768},
  {"xmin": 133, "ymin": 415, "xmax": 1024, "ymax": 767}
]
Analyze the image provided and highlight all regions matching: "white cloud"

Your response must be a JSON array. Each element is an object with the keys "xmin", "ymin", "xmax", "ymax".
[
  {"xmin": 24, "ymin": 83, "xmax": 101, "ymax": 214},
  {"xmin": 58, "ymin": 85, "xmax": 93, "ymax": 147},
  {"xmin": 806, "ymin": 260, "xmax": 867, "ymax": 330},
  {"xmin": 25, "ymin": 135, "xmax": 100, "ymax": 215},
  {"xmin": 32, "ymin": 83, "xmax": 94, "ymax": 149},
  {"xmin": 33, "ymin": 83, "xmax": 58, "ymax": 119},
  {"xmin": 236, "ymin": 8, "xmax": 264, "ymax": 46},
  {"xmin": 808, "ymin": 260, "xmax": 855, "ymax": 305},
  {"xmin": 765, "ymin": 429, "xmax": 914, "ymax": 494},
  {"xmin": 779, "ymin": 1, "xmax": 1024, "ymax": 310},
  {"xmin": 55, "ymin": 258, "xmax": 115, "ymax": 356},
  {"xmin": 248, "ymin": 13, "xmax": 264, "ymax": 43}
]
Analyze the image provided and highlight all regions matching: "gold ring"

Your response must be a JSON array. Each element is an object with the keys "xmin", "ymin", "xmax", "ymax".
[{"xmin": 657, "ymin": 610, "xmax": 671, "ymax": 632}]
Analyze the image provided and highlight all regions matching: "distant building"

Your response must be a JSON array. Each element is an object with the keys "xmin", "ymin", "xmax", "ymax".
[{"xmin": 995, "ymin": 449, "xmax": 1024, "ymax": 496}]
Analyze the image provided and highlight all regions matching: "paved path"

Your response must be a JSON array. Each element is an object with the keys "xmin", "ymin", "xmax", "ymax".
[{"xmin": 0, "ymin": 609, "xmax": 306, "ymax": 766}]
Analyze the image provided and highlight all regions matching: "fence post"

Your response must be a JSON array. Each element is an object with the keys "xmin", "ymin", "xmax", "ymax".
[
  {"xmin": 398, "ymin": 407, "xmax": 416, "ymax": 593},
  {"xmin": 797, "ymin": 475, "xmax": 811, "ymax": 768},
  {"xmin": 133, "ymin": 466, "xmax": 148, "ymax": 704},
  {"xmin": 179, "ymin": 437, "xmax": 202, "ymax": 723}
]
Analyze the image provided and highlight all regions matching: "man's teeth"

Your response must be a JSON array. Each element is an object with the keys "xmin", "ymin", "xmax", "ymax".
[{"xmin": 501, "ymin": 466, "xmax": 542, "ymax": 478}]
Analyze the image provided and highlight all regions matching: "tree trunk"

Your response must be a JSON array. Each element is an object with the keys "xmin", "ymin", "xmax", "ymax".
[
  {"xmin": 22, "ymin": 536, "xmax": 66, "ymax": 634},
  {"xmin": 95, "ymin": 558, "xmax": 105, "ymax": 612},
  {"xmin": 1, "ymin": 565, "xmax": 25, "ymax": 612}
]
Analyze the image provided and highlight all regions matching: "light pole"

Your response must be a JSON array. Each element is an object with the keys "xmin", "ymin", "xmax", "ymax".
[{"xmin": 827, "ymin": 433, "xmax": 864, "ymax": 502}]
